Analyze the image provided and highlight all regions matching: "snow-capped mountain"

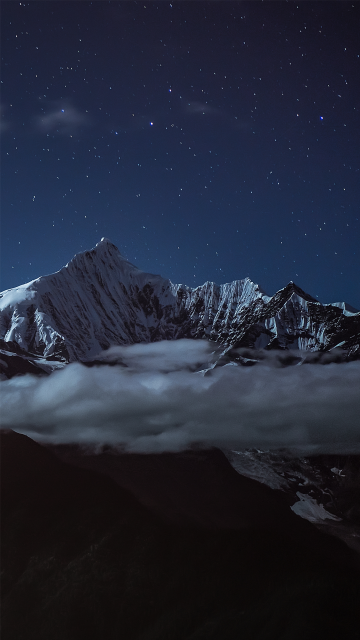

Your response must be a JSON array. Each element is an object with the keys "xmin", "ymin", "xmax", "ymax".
[
  {"xmin": 0, "ymin": 238, "xmax": 359, "ymax": 375},
  {"xmin": 1, "ymin": 241, "xmax": 360, "ymax": 563}
]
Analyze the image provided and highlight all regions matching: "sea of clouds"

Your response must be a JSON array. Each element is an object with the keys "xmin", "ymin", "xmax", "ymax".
[{"xmin": 1, "ymin": 340, "xmax": 359, "ymax": 454}]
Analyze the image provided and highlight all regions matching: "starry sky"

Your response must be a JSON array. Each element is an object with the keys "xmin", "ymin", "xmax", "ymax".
[{"xmin": 1, "ymin": 1, "xmax": 359, "ymax": 308}]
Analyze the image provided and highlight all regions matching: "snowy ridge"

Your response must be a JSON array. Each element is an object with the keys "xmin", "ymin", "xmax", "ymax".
[
  {"xmin": 0, "ymin": 239, "xmax": 174, "ymax": 360},
  {"xmin": 0, "ymin": 238, "xmax": 359, "ymax": 368}
]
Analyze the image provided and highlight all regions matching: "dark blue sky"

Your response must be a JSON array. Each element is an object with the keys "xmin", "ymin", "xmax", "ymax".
[{"xmin": 1, "ymin": 1, "xmax": 359, "ymax": 307}]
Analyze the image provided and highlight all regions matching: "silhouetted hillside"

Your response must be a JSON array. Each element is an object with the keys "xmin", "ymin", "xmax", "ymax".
[{"xmin": 1, "ymin": 430, "xmax": 360, "ymax": 639}]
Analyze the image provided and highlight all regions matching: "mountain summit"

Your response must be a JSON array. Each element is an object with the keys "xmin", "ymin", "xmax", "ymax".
[{"xmin": 0, "ymin": 239, "xmax": 359, "ymax": 373}]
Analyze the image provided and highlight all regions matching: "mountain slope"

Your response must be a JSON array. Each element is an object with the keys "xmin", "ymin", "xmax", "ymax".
[
  {"xmin": 0, "ymin": 238, "xmax": 359, "ymax": 370},
  {"xmin": 2, "ymin": 430, "xmax": 360, "ymax": 640}
]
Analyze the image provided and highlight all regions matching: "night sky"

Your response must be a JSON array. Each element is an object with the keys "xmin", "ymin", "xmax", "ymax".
[{"xmin": 1, "ymin": 1, "xmax": 359, "ymax": 308}]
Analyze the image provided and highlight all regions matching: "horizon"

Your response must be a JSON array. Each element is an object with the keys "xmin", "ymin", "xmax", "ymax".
[{"xmin": 1, "ymin": 236, "xmax": 359, "ymax": 310}]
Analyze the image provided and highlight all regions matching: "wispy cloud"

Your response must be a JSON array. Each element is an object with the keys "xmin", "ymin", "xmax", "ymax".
[
  {"xmin": 1, "ymin": 340, "xmax": 359, "ymax": 454},
  {"xmin": 34, "ymin": 99, "xmax": 92, "ymax": 135},
  {"xmin": 182, "ymin": 100, "xmax": 250, "ymax": 131},
  {"xmin": 184, "ymin": 101, "xmax": 221, "ymax": 116}
]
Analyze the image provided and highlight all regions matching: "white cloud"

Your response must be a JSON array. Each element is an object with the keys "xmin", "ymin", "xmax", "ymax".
[
  {"xmin": 96, "ymin": 338, "xmax": 216, "ymax": 372},
  {"xmin": 1, "ymin": 340, "xmax": 359, "ymax": 454},
  {"xmin": 34, "ymin": 99, "xmax": 92, "ymax": 134}
]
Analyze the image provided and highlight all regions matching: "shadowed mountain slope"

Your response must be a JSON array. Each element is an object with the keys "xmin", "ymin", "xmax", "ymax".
[{"xmin": 2, "ymin": 430, "xmax": 360, "ymax": 640}]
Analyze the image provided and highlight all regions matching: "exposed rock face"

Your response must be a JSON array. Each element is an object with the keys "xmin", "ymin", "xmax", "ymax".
[{"xmin": 0, "ymin": 238, "xmax": 359, "ymax": 373}]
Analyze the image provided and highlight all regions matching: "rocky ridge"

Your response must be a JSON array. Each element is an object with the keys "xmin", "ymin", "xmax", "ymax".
[{"xmin": 0, "ymin": 238, "xmax": 359, "ymax": 376}]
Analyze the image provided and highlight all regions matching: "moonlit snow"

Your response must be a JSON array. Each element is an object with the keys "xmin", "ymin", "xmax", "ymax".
[{"xmin": 291, "ymin": 492, "xmax": 343, "ymax": 523}]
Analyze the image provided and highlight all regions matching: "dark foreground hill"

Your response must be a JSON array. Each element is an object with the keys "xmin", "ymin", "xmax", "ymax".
[{"xmin": 1, "ymin": 430, "xmax": 360, "ymax": 640}]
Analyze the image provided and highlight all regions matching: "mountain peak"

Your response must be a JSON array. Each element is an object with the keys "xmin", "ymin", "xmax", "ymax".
[
  {"xmin": 97, "ymin": 237, "xmax": 118, "ymax": 249},
  {"xmin": 281, "ymin": 281, "xmax": 318, "ymax": 303},
  {"xmin": 91, "ymin": 237, "xmax": 135, "ymax": 265},
  {"xmin": 64, "ymin": 237, "xmax": 133, "ymax": 273},
  {"xmin": 0, "ymin": 241, "xmax": 359, "ymax": 367}
]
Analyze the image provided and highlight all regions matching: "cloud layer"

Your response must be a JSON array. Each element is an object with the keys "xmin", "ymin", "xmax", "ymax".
[{"xmin": 1, "ymin": 340, "xmax": 359, "ymax": 454}]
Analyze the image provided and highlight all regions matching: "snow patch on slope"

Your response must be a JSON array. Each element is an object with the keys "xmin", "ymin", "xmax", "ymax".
[{"xmin": 291, "ymin": 492, "xmax": 342, "ymax": 523}]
